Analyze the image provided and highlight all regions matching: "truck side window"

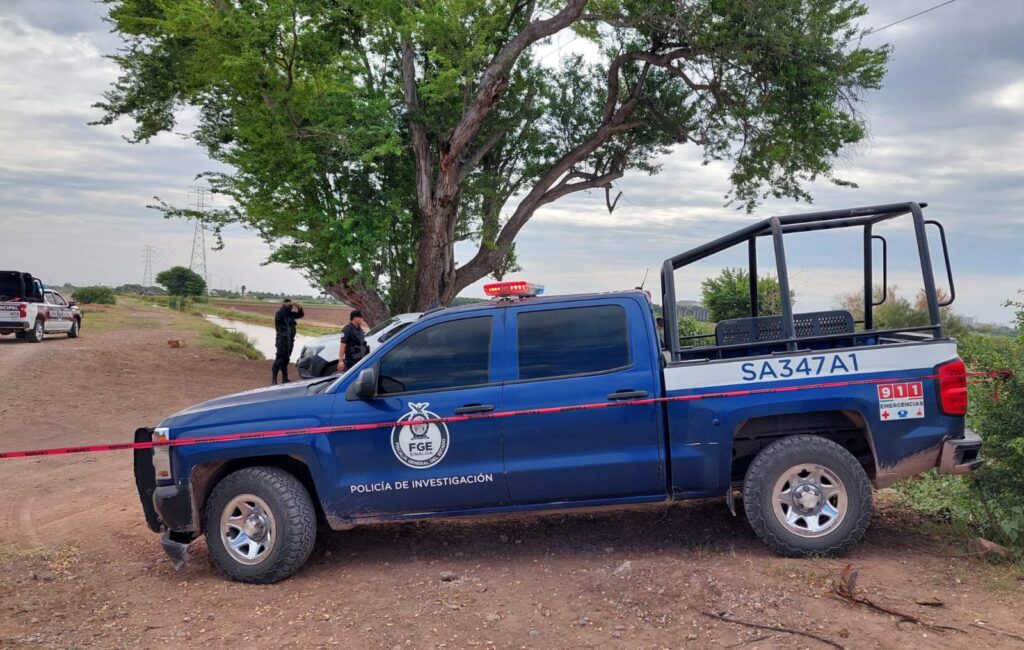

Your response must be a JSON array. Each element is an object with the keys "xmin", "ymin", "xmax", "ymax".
[
  {"xmin": 44, "ymin": 292, "xmax": 56, "ymax": 305},
  {"xmin": 517, "ymin": 305, "xmax": 629, "ymax": 380},
  {"xmin": 378, "ymin": 317, "xmax": 492, "ymax": 395}
]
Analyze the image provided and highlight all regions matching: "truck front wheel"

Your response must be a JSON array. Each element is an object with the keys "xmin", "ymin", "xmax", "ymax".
[
  {"xmin": 204, "ymin": 466, "xmax": 317, "ymax": 584},
  {"xmin": 743, "ymin": 435, "xmax": 872, "ymax": 557}
]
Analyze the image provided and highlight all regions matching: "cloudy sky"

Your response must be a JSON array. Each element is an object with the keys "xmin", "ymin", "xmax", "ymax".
[{"xmin": 1, "ymin": 1, "xmax": 1021, "ymax": 322}]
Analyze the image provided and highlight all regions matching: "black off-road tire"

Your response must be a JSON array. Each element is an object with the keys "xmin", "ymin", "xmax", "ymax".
[
  {"xmin": 26, "ymin": 319, "xmax": 44, "ymax": 342},
  {"xmin": 68, "ymin": 318, "xmax": 80, "ymax": 338},
  {"xmin": 743, "ymin": 435, "xmax": 872, "ymax": 557},
  {"xmin": 14, "ymin": 331, "xmax": 26, "ymax": 339},
  {"xmin": 204, "ymin": 466, "xmax": 316, "ymax": 584}
]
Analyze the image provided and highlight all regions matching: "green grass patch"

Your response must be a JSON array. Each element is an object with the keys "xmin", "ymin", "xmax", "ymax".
[
  {"xmin": 79, "ymin": 303, "xmax": 160, "ymax": 333},
  {"xmin": 197, "ymin": 321, "xmax": 264, "ymax": 360},
  {"xmin": 114, "ymin": 296, "xmax": 265, "ymax": 361}
]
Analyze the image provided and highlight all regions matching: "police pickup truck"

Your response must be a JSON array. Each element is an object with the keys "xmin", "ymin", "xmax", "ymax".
[
  {"xmin": 0, "ymin": 271, "xmax": 81, "ymax": 341},
  {"xmin": 134, "ymin": 202, "xmax": 981, "ymax": 583}
]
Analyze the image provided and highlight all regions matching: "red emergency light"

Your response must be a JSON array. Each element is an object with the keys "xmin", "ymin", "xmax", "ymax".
[{"xmin": 483, "ymin": 281, "xmax": 544, "ymax": 299}]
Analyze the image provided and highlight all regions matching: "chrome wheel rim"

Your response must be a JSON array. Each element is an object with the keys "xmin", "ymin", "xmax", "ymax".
[
  {"xmin": 34, "ymin": 321, "xmax": 43, "ymax": 338},
  {"xmin": 220, "ymin": 494, "xmax": 276, "ymax": 565},
  {"xmin": 772, "ymin": 464, "xmax": 847, "ymax": 538}
]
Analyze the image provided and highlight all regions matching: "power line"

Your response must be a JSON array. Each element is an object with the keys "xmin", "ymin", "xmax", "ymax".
[{"xmin": 866, "ymin": 0, "xmax": 958, "ymax": 35}]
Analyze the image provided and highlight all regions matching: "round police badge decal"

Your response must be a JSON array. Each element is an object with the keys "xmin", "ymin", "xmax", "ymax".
[{"xmin": 392, "ymin": 402, "xmax": 450, "ymax": 468}]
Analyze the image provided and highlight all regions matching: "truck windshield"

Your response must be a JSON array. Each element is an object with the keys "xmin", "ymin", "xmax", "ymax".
[{"xmin": 365, "ymin": 316, "xmax": 401, "ymax": 337}]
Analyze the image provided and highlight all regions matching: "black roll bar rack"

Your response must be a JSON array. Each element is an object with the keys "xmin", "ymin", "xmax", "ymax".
[{"xmin": 660, "ymin": 201, "xmax": 954, "ymax": 360}]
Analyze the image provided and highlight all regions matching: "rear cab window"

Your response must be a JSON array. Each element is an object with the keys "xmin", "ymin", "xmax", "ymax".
[{"xmin": 515, "ymin": 304, "xmax": 630, "ymax": 380}]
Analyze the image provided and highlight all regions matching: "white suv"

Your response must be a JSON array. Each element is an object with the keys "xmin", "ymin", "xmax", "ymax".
[{"xmin": 296, "ymin": 312, "xmax": 421, "ymax": 378}]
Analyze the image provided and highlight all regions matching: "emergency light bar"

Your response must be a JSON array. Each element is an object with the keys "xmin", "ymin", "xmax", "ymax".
[{"xmin": 483, "ymin": 281, "xmax": 544, "ymax": 298}]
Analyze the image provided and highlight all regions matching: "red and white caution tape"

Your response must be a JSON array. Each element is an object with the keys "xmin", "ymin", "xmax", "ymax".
[{"xmin": 0, "ymin": 369, "xmax": 1011, "ymax": 460}]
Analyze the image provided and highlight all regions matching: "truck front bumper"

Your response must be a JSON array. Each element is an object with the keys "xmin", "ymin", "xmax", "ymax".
[
  {"xmin": 937, "ymin": 428, "xmax": 983, "ymax": 474},
  {"xmin": 154, "ymin": 483, "xmax": 197, "ymax": 532}
]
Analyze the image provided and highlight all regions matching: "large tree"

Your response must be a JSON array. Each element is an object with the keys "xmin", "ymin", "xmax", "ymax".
[
  {"xmin": 156, "ymin": 266, "xmax": 207, "ymax": 297},
  {"xmin": 95, "ymin": 0, "xmax": 889, "ymax": 323}
]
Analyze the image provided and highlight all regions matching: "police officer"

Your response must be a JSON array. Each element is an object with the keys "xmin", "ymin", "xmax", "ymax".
[
  {"xmin": 271, "ymin": 298, "xmax": 304, "ymax": 384},
  {"xmin": 338, "ymin": 310, "xmax": 368, "ymax": 373}
]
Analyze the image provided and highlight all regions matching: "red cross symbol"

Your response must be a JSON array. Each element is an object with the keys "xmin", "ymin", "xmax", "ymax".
[{"xmin": 881, "ymin": 410, "xmax": 890, "ymax": 419}]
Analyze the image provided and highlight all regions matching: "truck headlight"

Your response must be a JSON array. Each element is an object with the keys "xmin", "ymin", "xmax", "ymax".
[{"xmin": 152, "ymin": 427, "xmax": 171, "ymax": 480}]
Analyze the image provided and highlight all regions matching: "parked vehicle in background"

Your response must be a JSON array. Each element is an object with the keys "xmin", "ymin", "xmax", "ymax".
[
  {"xmin": 0, "ymin": 271, "xmax": 82, "ymax": 341},
  {"xmin": 296, "ymin": 312, "xmax": 421, "ymax": 378},
  {"xmin": 135, "ymin": 202, "xmax": 982, "ymax": 584}
]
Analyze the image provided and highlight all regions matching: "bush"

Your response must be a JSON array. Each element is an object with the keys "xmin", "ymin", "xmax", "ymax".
[
  {"xmin": 72, "ymin": 286, "xmax": 117, "ymax": 305},
  {"xmin": 678, "ymin": 316, "xmax": 715, "ymax": 347},
  {"xmin": 898, "ymin": 327, "xmax": 1024, "ymax": 554},
  {"xmin": 167, "ymin": 295, "xmax": 193, "ymax": 311}
]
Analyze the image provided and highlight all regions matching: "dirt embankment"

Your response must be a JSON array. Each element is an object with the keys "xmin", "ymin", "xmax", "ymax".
[
  {"xmin": 208, "ymin": 300, "xmax": 351, "ymax": 328},
  {"xmin": 1, "ymin": 303, "xmax": 1022, "ymax": 649}
]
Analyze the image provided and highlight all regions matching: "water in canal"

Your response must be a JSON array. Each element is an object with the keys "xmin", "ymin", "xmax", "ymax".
[{"xmin": 203, "ymin": 315, "xmax": 316, "ymax": 363}]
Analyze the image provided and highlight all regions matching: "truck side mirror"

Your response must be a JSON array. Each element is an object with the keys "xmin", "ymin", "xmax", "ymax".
[{"xmin": 352, "ymin": 367, "xmax": 377, "ymax": 399}]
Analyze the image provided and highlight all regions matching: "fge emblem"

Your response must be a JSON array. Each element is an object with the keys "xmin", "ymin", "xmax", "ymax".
[{"xmin": 391, "ymin": 403, "xmax": 450, "ymax": 469}]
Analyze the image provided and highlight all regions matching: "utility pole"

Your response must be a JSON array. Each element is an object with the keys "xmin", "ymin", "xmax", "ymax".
[
  {"xmin": 188, "ymin": 187, "xmax": 210, "ymax": 291},
  {"xmin": 142, "ymin": 245, "xmax": 156, "ymax": 287}
]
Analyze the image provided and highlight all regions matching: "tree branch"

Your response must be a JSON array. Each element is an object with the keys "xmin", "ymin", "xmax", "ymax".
[
  {"xmin": 457, "ymin": 129, "xmax": 506, "ymax": 184},
  {"xmin": 401, "ymin": 40, "xmax": 433, "ymax": 216},
  {"xmin": 443, "ymin": 0, "xmax": 588, "ymax": 170}
]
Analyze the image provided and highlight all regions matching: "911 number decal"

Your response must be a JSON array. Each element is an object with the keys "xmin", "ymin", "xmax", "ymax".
[{"xmin": 740, "ymin": 353, "xmax": 860, "ymax": 382}]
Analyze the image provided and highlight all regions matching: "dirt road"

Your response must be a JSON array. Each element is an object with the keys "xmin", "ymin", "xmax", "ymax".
[{"xmin": 1, "ymin": 304, "xmax": 1021, "ymax": 649}]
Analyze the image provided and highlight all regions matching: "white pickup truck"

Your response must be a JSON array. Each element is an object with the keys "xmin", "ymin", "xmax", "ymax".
[{"xmin": 0, "ymin": 271, "xmax": 82, "ymax": 342}]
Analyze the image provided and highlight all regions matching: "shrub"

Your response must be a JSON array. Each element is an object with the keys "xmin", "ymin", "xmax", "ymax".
[
  {"xmin": 72, "ymin": 286, "xmax": 117, "ymax": 305},
  {"xmin": 898, "ymin": 325, "xmax": 1024, "ymax": 554}
]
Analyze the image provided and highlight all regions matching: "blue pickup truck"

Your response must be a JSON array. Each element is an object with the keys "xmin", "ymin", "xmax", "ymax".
[{"xmin": 134, "ymin": 202, "xmax": 981, "ymax": 583}]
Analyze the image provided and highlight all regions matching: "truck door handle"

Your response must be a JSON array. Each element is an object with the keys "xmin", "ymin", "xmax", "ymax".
[
  {"xmin": 607, "ymin": 390, "xmax": 648, "ymax": 401},
  {"xmin": 453, "ymin": 404, "xmax": 495, "ymax": 414}
]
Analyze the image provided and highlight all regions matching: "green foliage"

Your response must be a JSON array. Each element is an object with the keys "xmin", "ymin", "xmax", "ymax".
[
  {"xmin": 700, "ymin": 268, "xmax": 789, "ymax": 322},
  {"xmin": 837, "ymin": 285, "xmax": 966, "ymax": 337},
  {"xmin": 155, "ymin": 266, "xmax": 207, "ymax": 297},
  {"xmin": 898, "ymin": 298, "xmax": 1024, "ymax": 554},
  {"xmin": 72, "ymin": 286, "xmax": 117, "ymax": 305},
  {"xmin": 115, "ymin": 283, "xmax": 166, "ymax": 296},
  {"xmin": 95, "ymin": 0, "xmax": 889, "ymax": 317},
  {"xmin": 202, "ymin": 325, "xmax": 264, "ymax": 361},
  {"xmin": 677, "ymin": 315, "xmax": 715, "ymax": 346}
]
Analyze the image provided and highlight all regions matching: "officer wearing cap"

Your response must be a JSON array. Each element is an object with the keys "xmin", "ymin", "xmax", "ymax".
[
  {"xmin": 271, "ymin": 298, "xmax": 304, "ymax": 384},
  {"xmin": 338, "ymin": 310, "xmax": 368, "ymax": 373}
]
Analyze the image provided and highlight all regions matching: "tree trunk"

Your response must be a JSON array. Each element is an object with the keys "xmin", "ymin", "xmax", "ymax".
[
  {"xmin": 325, "ymin": 279, "xmax": 390, "ymax": 326},
  {"xmin": 414, "ymin": 202, "xmax": 458, "ymax": 310}
]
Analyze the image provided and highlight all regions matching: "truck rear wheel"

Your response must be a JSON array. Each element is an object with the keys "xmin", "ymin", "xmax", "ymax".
[
  {"xmin": 26, "ymin": 319, "xmax": 44, "ymax": 342},
  {"xmin": 743, "ymin": 435, "xmax": 872, "ymax": 557},
  {"xmin": 204, "ymin": 466, "xmax": 316, "ymax": 584}
]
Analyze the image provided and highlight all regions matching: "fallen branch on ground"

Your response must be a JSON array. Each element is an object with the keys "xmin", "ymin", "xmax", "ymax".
[
  {"xmin": 700, "ymin": 610, "xmax": 844, "ymax": 649},
  {"xmin": 970, "ymin": 622, "xmax": 1024, "ymax": 643},
  {"xmin": 834, "ymin": 564, "xmax": 964, "ymax": 634}
]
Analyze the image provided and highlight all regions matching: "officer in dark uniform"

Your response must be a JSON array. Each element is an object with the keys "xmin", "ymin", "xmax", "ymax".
[
  {"xmin": 272, "ymin": 298, "xmax": 304, "ymax": 384},
  {"xmin": 338, "ymin": 310, "xmax": 368, "ymax": 373}
]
